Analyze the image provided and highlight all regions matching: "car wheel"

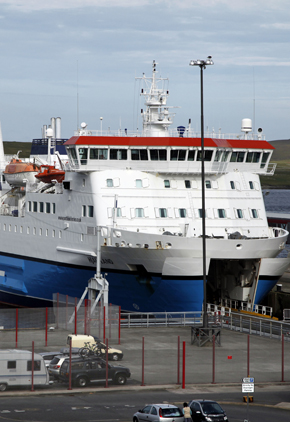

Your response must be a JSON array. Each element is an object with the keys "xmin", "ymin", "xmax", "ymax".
[
  {"xmin": 133, "ymin": 417, "xmax": 139, "ymax": 422},
  {"xmin": 115, "ymin": 373, "xmax": 127, "ymax": 385},
  {"xmin": 112, "ymin": 353, "xmax": 119, "ymax": 361},
  {"xmin": 0, "ymin": 383, "xmax": 7, "ymax": 392},
  {"xmin": 77, "ymin": 376, "xmax": 88, "ymax": 388}
]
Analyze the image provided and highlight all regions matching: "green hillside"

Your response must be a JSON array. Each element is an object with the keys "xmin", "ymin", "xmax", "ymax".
[{"xmin": 3, "ymin": 142, "xmax": 32, "ymax": 158}]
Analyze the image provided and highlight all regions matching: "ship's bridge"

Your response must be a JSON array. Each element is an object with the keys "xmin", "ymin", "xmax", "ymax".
[{"xmin": 64, "ymin": 135, "xmax": 275, "ymax": 176}]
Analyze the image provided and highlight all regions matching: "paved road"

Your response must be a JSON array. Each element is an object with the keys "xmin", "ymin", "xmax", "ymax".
[{"xmin": 0, "ymin": 388, "xmax": 290, "ymax": 422}]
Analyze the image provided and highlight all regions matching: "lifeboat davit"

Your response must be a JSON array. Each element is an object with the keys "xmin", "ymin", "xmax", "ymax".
[
  {"xmin": 35, "ymin": 165, "xmax": 65, "ymax": 183},
  {"xmin": 4, "ymin": 158, "xmax": 40, "ymax": 187}
]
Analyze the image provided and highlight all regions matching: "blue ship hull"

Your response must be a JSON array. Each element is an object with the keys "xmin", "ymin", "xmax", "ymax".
[{"xmin": 0, "ymin": 253, "xmax": 280, "ymax": 312}]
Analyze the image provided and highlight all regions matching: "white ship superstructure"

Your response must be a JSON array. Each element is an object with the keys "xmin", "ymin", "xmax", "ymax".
[{"xmin": 0, "ymin": 62, "xmax": 289, "ymax": 312}]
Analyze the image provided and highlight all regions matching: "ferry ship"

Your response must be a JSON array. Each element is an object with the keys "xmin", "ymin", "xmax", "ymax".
[{"xmin": 0, "ymin": 61, "xmax": 289, "ymax": 312}]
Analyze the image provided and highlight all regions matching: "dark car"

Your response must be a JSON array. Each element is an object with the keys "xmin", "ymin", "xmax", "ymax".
[
  {"xmin": 59, "ymin": 356, "xmax": 130, "ymax": 387},
  {"xmin": 188, "ymin": 400, "xmax": 228, "ymax": 422}
]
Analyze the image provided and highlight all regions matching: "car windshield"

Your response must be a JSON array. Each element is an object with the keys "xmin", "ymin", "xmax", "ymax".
[
  {"xmin": 161, "ymin": 408, "xmax": 183, "ymax": 417},
  {"xmin": 200, "ymin": 402, "xmax": 223, "ymax": 415}
]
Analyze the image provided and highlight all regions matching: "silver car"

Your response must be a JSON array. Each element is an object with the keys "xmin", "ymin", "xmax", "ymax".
[{"xmin": 133, "ymin": 404, "xmax": 184, "ymax": 422}]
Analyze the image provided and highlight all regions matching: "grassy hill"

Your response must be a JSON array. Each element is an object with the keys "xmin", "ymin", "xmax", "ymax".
[{"xmin": 3, "ymin": 139, "xmax": 290, "ymax": 188}]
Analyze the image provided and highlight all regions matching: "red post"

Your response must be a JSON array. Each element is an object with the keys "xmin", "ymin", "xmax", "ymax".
[
  {"xmin": 105, "ymin": 338, "xmax": 109, "ymax": 388},
  {"xmin": 182, "ymin": 341, "xmax": 185, "ymax": 389},
  {"xmin": 103, "ymin": 306, "xmax": 106, "ymax": 343},
  {"xmin": 282, "ymin": 333, "xmax": 284, "ymax": 382},
  {"xmin": 74, "ymin": 306, "xmax": 77, "ymax": 335},
  {"xmin": 212, "ymin": 334, "xmax": 215, "ymax": 384},
  {"xmin": 68, "ymin": 337, "xmax": 72, "ymax": 390},
  {"xmin": 247, "ymin": 334, "xmax": 250, "ymax": 377},
  {"xmin": 45, "ymin": 307, "xmax": 48, "ymax": 347},
  {"xmin": 177, "ymin": 336, "xmax": 180, "ymax": 384},
  {"xmin": 141, "ymin": 336, "xmax": 145, "ymax": 386},
  {"xmin": 15, "ymin": 308, "xmax": 18, "ymax": 349},
  {"xmin": 118, "ymin": 306, "xmax": 121, "ymax": 345},
  {"xmin": 31, "ymin": 341, "xmax": 35, "ymax": 392}
]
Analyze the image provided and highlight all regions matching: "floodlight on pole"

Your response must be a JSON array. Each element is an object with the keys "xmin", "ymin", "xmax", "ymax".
[{"xmin": 189, "ymin": 56, "xmax": 214, "ymax": 328}]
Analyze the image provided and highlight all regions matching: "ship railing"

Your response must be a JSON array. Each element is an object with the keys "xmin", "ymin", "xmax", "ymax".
[
  {"xmin": 215, "ymin": 300, "xmax": 273, "ymax": 317},
  {"xmin": 262, "ymin": 162, "xmax": 277, "ymax": 176},
  {"xmin": 73, "ymin": 128, "xmax": 266, "ymax": 140},
  {"xmin": 120, "ymin": 309, "xmax": 290, "ymax": 342}
]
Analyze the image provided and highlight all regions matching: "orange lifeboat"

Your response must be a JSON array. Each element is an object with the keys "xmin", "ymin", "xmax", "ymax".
[
  {"xmin": 35, "ymin": 165, "xmax": 65, "ymax": 183},
  {"xmin": 4, "ymin": 158, "xmax": 40, "ymax": 187}
]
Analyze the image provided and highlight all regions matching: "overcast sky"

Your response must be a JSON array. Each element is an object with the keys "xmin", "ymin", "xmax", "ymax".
[{"xmin": 0, "ymin": 0, "xmax": 289, "ymax": 143}]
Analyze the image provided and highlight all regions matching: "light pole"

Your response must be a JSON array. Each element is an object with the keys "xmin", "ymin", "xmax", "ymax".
[
  {"xmin": 189, "ymin": 56, "xmax": 214, "ymax": 328},
  {"xmin": 100, "ymin": 117, "xmax": 103, "ymax": 135}
]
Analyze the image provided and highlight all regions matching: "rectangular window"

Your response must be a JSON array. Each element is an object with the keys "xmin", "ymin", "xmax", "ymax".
[
  {"xmin": 251, "ymin": 209, "xmax": 258, "ymax": 218},
  {"xmin": 187, "ymin": 150, "xmax": 195, "ymax": 161},
  {"xmin": 33, "ymin": 201, "xmax": 37, "ymax": 212},
  {"xmin": 237, "ymin": 209, "xmax": 243, "ymax": 218},
  {"xmin": 28, "ymin": 201, "xmax": 31, "ymax": 212},
  {"xmin": 131, "ymin": 149, "xmax": 148, "ymax": 160},
  {"xmin": 27, "ymin": 361, "xmax": 41, "ymax": 371},
  {"xmin": 39, "ymin": 228, "xmax": 42, "ymax": 236},
  {"xmin": 197, "ymin": 150, "xmax": 213, "ymax": 161},
  {"xmin": 230, "ymin": 181, "xmax": 235, "ymax": 189},
  {"xmin": 7, "ymin": 361, "xmax": 16, "ymax": 369},
  {"xmin": 79, "ymin": 148, "xmax": 88, "ymax": 165},
  {"xmin": 136, "ymin": 179, "xmax": 143, "ymax": 188},
  {"xmin": 46, "ymin": 203, "xmax": 51, "ymax": 213},
  {"xmin": 205, "ymin": 180, "xmax": 211, "ymax": 189},
  {"xmin": 88, "ymin": 206, "xmax": 94, "ymax": 217},
  {"xmin": 179, "ymin": 209, "xmax": 186, "ymax": 218},
  {"xmin": 249, "ymin": 181, "xmax": 254, "ymax": 190},
  {"xmin": 90, "ymin": 148, "xmax": 108, "ymax": 160},
  {"xmin": 261, "ymin": 152, "xmax": 270, "ymax": 168},
  {"xmin": 149, "ymin": 149, "xmax": 167, "ymax": 161},
  {"xmin": 33, "ymin": 227, "xmax": 36, "ymax": 235},
  {"xmin": 170, "ymin": 149, "xmax": 186, "ymax": 161},
  {"xmin": 159, "ymin": 208, "xmax": 167, "ymax": 218},
  {"xmin": 52, "ymin": 230, "xmax": 55, "ymax": 237},
  {"xmin": 164, "ymin": 180, "xmax": 170, "ymax": 188},
  {"xmin": 218, "ymin": 209, "xmax": 226, "ymax": 218},
  {"xmin": 230, "ymin": 152, "xmax": 245, "ymax": 162},
  {"xmin": 106, "ymin": 179, "xmax": 113, "ymax": 187},
  {"xmin": 52, "ymin": 203, "xmax": 56, "ymax": 214},
  {"xmin": 198, "ymin": 209, "xmax": 206, "ymax": 218},
  {"xmin": 82, "ymin": 205, "xmax": 86, "ymax": 217},
  {"xmin": 39, "ymin": 202, "xmax": 44, "ymax": 213},
  {"xmin": 185, "ymin": 180, "xmax": 191, "ymax": 188},
  {"xmin": 135, "ymin": 208, "xmax": 144, "ymax": 218},
  {"xmin": 59, "ymin": 230, "xmax": 62, "ymax": 238},
  {"xmin": 110, "ymin": 149, "xmax": 127, "ymax": 160}
]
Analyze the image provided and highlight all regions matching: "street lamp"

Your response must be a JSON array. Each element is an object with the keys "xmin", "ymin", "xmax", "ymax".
[{"xmin": 189, "ymin": 56, "xmax": 214, "ymax": 328}]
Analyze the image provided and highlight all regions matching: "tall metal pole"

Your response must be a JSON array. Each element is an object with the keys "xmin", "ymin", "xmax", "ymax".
[{"xmin": 189, "ymin": 57, "xmax": 214, "ymax": 328}]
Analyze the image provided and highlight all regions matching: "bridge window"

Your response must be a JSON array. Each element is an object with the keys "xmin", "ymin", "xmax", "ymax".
[
  {"xmin": 90, "ymin": 148, "xmax": 108, "ymax": 160},
  {"xmin": 131, "ymin": 149, "xmax": 148, "ymax": 160},
  {"xmin": 170, "ymin": 149, "xmax": 186, "ymax": 161},
  {"xmin": 185, "ymin": 180, "xmax": 191, "ymax": 188},
  {"xmin": 197, "ymin": 150, "xmax": 213, "ymax": 161},
  {"xmin": 188, "ymin": 150, "xmax": 196, "ymax": 161},
  {"xmin": 79, "ymin": 148, "xmax": 88, "ymax": 165},
  {"xmin": 149, "ymin": 149, "xmax": 167, "ymax": 161},
  {"xmin": 261, "ymin": 152, "xmax": 270, "ymax": 168},
  {"xmin": 246, "ymin": 151, "xmax": 261, "ymax": 163},
  {"xmin": 164, "ymin": 180, "xmax": 170, "ymax": 188},
  {"xmin": 136, "ymin": 179, "xmax": 143, "ymax": 188},
  {"xmin": 107, "ymin": 179, "xmax": 113, "ymax": 187},
  {"xmin": 214, "ymin": 150, "xmax": 223, "ymax": 162},
  {"xmin": 230, "ymin": 152, "xmax": 245, "ymax": 163},
  {"xmin": 110, "ymin": 149, "xmax": 127, "ymax": 160},
  {"xmin": 205, "ymin": 180, "xmax": 211, "ymax": 189},
  {"xmin": 230, "ymin": 181, "xmax": 235, "ymax": 189}
]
